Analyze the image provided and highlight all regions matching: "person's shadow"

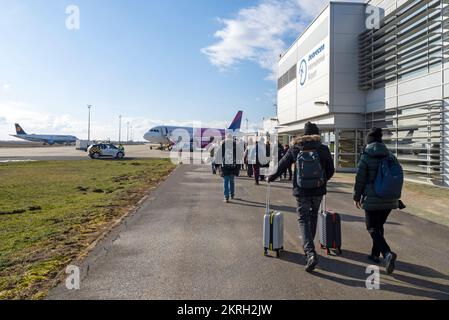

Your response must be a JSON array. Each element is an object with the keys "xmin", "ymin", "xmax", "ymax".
[
  {"xmin": 279, "ymin": 248, "xmax": 449, "ymax": 299},
  {"xmin": 232, "ymin": 198, "xmax": 297, "ymax": 214},
  {"xmin": 339, "ymin": 213, "xmax": 401, "ymax": 226}
]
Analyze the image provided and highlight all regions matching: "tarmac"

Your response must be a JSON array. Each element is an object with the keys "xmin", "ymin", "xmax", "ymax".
[
  {"xmin": 0, "ymin": 145, "xmax": 170, "ymax": 161},
  {"xmin": 47, "ymin": 164, "xmax": 449, "ymax": 300}
]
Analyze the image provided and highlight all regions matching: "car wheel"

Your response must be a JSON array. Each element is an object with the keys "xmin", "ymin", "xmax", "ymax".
[
  {"xmin": 92, "ymin": 152, "xmax": 100, "ymax": 159},
  {"xmin": 116, "ymin": 152, "xmax": 124, "ymax": 159}
]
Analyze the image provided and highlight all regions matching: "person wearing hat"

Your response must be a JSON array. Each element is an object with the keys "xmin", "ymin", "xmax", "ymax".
[
  {"xmin": 267, "ymin": 122, "xmax": 335, "ymax": 272},
  {"xmin": 353, "ymin": 128, "xmax": 399, "ymax": 274}
]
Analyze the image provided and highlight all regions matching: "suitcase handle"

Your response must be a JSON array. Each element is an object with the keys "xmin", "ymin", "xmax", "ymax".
[
  {"xmin": 321, "ymin": 195, "xmax": 326, "ymax": 213},
  {"xmin": 266, "ymin": 183, "xmax": 271, "ymax": 214}
]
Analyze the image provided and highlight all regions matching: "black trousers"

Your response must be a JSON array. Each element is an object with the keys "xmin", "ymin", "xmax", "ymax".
[
  {"xmin": 365, "ymin": 209, "xmax": 392, "ymax": 258},
  {"xmin": 283, "ymin": 166, "xmax": 292, "ymax": 180}
]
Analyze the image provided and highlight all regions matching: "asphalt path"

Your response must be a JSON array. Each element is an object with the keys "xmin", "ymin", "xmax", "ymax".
[{"xmin": 48, "ymin": 165, "xmax": 449, "ymax": 300}]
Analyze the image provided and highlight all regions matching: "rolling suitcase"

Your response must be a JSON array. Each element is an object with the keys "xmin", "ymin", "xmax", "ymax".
[
  {"xmin": 318, "ymin": 195, "xmax": 342, "ymax": 255},
  {"xmin": 263, "ymin": 183, "xmax": 284, "ymax": 257}
]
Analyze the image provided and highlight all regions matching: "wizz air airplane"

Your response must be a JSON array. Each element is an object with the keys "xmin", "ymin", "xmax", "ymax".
[
  {"xmin": 143, "ymin": 111, "xmax": 243, "ymax": 149},
  {"xmin": 11, "ymin": 123, "xmax": 78, "ymax": 145}
]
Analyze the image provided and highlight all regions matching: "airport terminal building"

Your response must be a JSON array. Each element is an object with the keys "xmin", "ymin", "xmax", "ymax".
[{"xmin": 276, "ymin": 0, "xmax": 449, "ymax": 186}]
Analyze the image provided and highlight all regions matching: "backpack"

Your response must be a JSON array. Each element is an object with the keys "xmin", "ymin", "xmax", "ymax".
[
  {"xmin": 374, "ymin": 154, "xmax": 404, "ymax": 199},
  {"xmin": 296, "ymin": 148, "xmax": 325, "ymax": 189},
  {"xmin": 221, "ymin": 141, "xmax": 237, "ymax": 170}
]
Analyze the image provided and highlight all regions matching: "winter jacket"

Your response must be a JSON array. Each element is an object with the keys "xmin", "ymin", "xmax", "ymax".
[
  {"xmin": 217, "ymin": 139, "xmax": 239, "ymax": 177},
  {"xmin": 269, "ymin": 135, "xmax": 335, "ymax": 197},
  {"xmin": 248, "ymin": 142, "xmax": 270, "ymax": 166},
  {"xmin": 353, "ymin": 142, "xmax": 399, "ymax": 211}
]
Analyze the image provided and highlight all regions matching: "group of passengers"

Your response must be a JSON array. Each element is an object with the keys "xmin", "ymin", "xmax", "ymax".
[{"xmin": 210, "ymin": 122, "xmax": 402, "ymax": 274}]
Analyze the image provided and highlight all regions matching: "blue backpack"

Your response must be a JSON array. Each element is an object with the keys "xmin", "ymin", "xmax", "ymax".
[
  {"xmin": 374, "ymin": 154, "xmax": 404, "ymax": 199},
  {"xmin": 296, "ymin": 149, "xmax": 325, "ymax": 189}
]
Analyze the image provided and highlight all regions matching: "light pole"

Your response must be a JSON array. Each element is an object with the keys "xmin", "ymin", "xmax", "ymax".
[
  {"xmin": 87, "ymin": 104, "xmax": 92, "ymax": 142},
  {"xmin": 119, "ymin": 115, "xmax": 122, "ymax": 144},
  {"xmin": 126, "ymin": 122, "xmax": 130, "ymax": 142},
  {"xmin": 245, "ymin": 118, "xmax": 249, "ymax": 146}
]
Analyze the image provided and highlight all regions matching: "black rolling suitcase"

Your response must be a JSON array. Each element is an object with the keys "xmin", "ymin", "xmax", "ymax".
[{"xmin": 318, "ymin": 196, "xmax": 342, "ymax": 255}]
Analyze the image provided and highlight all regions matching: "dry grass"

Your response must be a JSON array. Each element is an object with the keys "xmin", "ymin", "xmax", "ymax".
[{"xmin": 0, "ymin": 159, "xmax": 175, "ymax": 299}]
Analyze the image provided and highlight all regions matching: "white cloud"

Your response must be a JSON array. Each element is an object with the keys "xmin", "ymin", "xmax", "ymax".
[
  {"xmin": 0, "ymin": 101, "xmax": 88, "ymax": 140},
  {"xmin": 202, "ymin": 0, "xmax": 362, "ymax": 79},
  {"xmin": 2, "ymin": 84, "xmax": 11, "ymax": 90}
]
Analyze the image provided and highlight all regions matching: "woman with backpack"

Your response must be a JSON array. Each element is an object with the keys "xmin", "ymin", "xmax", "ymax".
[{"xmin": 353, "ymin": 128, "xmax": 400, "ymax": 274}]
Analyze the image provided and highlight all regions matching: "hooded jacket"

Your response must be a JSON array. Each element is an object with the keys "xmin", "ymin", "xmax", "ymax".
[
  {"xmin": 353, "ymin": 142, "xmax": 399, "ymax": 211},
  {"xmin": 269, "ymin": 135, "xmax": 335, "ymax": 197}
]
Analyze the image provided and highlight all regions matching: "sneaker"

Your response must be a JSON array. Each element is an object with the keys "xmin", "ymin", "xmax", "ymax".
[
  {"xmin": 367, "ymin": 255, "xmax": 381, "ymax": 264},
  {"xmin": 305, "ymin": 253, "xmax": 318, "ymax": 273},
  {"xmin": 223, "ymin": 199, "xmax": 229, "ymax": 203},
  {"xmin": 384, "ymin": 252, "xmax": 397, "ymax": 274}
]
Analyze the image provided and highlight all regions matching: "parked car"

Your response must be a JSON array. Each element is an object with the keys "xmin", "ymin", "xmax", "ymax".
[{"xmin": 87, "ymin": 143, "xmax": 125, "ymax": 159}]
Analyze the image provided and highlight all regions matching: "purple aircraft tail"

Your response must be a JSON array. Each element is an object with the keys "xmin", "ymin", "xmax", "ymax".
[{"xmin": 228, "ymin": 111, "xmax": 243, "ymax": 131}]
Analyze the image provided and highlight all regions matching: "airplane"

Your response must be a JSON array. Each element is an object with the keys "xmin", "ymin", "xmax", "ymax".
[
  {"xmin": 10, "ymin": 123, "xmax": 78, "ymax": 145},
  {"xmin": 143, "ymin": 111, "xmax": 243, "ymax": 150}
]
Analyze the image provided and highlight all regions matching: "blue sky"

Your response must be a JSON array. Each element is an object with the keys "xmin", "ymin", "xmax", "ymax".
[{"xmin": 0, "ymin": 0, "xmax": 331, "ymax": 140}]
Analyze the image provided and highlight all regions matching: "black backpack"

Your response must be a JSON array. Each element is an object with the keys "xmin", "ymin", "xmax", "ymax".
[{"xmin": 296, "ymin": 147, "xmax": 325, "ymax": 189}]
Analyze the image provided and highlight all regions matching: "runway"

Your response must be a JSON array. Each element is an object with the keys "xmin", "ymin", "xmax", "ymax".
[{"xmin": 0, "ymin": 145, "xmax": 171, "ymax": 161}]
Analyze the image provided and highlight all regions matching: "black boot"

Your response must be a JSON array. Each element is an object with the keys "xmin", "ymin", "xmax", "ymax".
[{"xmin": 305, "ymin": 253, "xmax": 318, "ymax": 273}]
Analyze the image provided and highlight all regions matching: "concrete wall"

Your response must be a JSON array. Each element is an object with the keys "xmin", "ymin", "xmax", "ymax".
[
  {"xmin": 329, "ymin": 2, "xmax": 366, "ymax": 121},
  {"xmin": 277, "ymin": 2, "xmax": 366, "ymax": 129}
]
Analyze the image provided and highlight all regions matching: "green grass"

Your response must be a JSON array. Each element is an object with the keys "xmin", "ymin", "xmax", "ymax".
[{"xmin": 0, "ymin": 159, "xmax": 175, "ymax": 299}]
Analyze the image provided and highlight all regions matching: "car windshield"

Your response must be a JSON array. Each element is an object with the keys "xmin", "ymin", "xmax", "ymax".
[{"xmin": 108, "ymin": 145, "xmax": 118, "ymax": 149}]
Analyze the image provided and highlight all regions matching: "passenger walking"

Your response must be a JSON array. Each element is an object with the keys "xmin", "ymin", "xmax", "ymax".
[
  {"xmin": 276, "ymin": 142, "xmax": 285, "ymax": 181},
  {"xmin": 282, "ymin": 144, "xmax": 292, "ymax": 180},
  {"xmin": 353, "ymin": 128, "xmax": 400, "ymax": 274},
  {"xmin": 249, "ymin": 137, "xmax": 269, "ymax": 185},
  {"xmin": 217, "ymin": 135, "xmax": 239, "ymax": 203},
  {"xmin": 208, "ymin": 138, "xmax": 219, "ymax": 174},
  {"xmin": 244, "ymin": 139, "xmax": 254, "ymax": 178},
  {"xmin": 250, "ymin": 139, "xmax": 261, "ymax": 185},
  {"xmin": 260, "ymin": 138, "xmax": 271, "ymax": 181},
  {"xmin": 267, "ymin": 122, "xmax": 334, "ymax": 272}
]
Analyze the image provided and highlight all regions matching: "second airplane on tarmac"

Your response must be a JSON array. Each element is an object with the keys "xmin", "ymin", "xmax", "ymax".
[{"xmin": 143, "ymin": 111, "xmax": 243, "ymax": 149}]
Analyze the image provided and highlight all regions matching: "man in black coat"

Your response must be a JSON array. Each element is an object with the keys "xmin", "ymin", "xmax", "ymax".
[{"xmin": 268, "ymin": 122, "xmax": 335, "ymax": 272}]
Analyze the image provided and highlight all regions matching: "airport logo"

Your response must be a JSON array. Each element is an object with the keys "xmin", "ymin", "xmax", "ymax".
[
  {"xmin": 308, "ymin": 43, "xmax": 325, "ymax": 62},
  {"xmin": 299, "ymin": 42, "xmax": 326, "ymax": 87}
]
